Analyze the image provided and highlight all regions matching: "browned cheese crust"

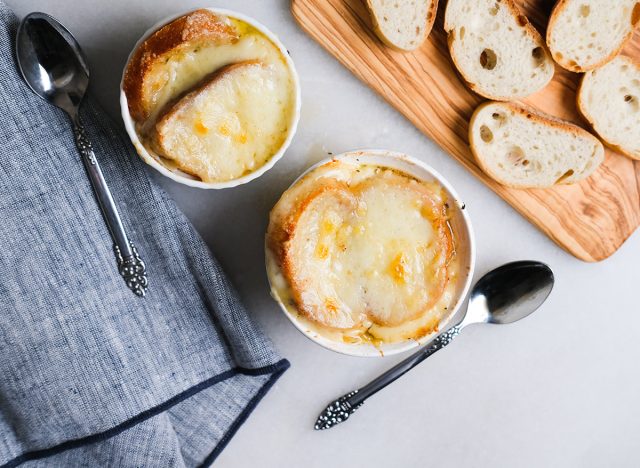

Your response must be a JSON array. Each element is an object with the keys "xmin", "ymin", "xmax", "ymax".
[{"xmin": 123, "ymin": 9, "xmax": 239, "ymax": 122}]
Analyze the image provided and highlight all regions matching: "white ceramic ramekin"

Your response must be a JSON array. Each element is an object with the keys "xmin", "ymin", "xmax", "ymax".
[
  {"xmin": 266, "ymin": 149, "xmax": 476, "ymax": 357},
  {"xmin": 120, "ymin": 8, "xmax": 301, "ymax": 189}
]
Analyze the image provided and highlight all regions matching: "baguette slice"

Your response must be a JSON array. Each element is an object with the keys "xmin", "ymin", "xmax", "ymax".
[
  {"xmin": 123, "ymin": 9, "xmax": 238, "ymax": 122},
  {"xmin": 152, "ymin": 61, "xmax": 292, "ymax": 183},
  {"xmin": 578, "ymin": 56, "xmax": 640, "ymax": 160},
  {"xmin": 444, "ymin": 0, "xmax": 554, "ymax": 100},
  {"xmin": 469, "ymin": 102, "xmax": 604, "ymax": 188},
  {"xmin": 366, "ymin": 0, "xmax": 438, "ymax": 51},
  {"xmin": 547, "ymin": 0, "xmax": 640, "ymax": 72}
]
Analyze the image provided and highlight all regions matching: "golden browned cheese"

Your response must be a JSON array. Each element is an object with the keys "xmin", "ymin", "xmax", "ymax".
[
  {"xmin": 266, "ymin": 160, "xmax": 459, "ymax": 344},
  {"xmin": 150, "ymin": 61, "xmax": 294, "ymax": 182},
  {"xmin": 123, "ymin": 9, "xmax": 239, "ymax": 122}
]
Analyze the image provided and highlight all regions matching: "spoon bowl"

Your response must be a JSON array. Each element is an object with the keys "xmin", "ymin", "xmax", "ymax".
[
  {"xmin": 16, "ymin": 12, "xmax": 89, "ymax": 118},
  {"xmin": 466, "ymin": 260, "xmax": 554, "ymax": 326}
]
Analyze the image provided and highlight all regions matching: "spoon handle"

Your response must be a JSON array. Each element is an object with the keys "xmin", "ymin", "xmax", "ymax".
[
  {"xmin": 314, "ymin": 326, "xmax": 461, "ymax": 430},
  {"xmin": 73, "ymin": 120, "xmax": 148, "ymax": 297}
]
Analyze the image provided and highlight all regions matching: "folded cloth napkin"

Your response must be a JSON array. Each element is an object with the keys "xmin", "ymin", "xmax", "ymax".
[{"xmin": 0, "ymin": 3, "xmax": 289, "ymax": 467}]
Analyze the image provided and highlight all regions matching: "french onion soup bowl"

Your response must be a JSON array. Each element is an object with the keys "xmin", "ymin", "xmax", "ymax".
[
  {"xmin": 120, "ymin": 8, "xmax": 301, "ymax": 189},
  {"xmin": 265, "ymin": 150, "xmax": 476, "ymax": 357}
]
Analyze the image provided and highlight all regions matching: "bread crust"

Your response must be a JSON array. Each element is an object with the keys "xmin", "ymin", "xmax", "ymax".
[
  {"xmin": 547, "ymin": 0, "xmax": 640, "ymax": 73},
  {"xmin": 469, "ymin": 101, "xmax": 603, "ymax": 188},
  {"xmin": 268, "ymin": 180, "xmax": 358, "ymax": 329},
  {"xmin": 123, "ymin": 9, "xmax": 238, "ymax": 122},
  {"xmin": 366, "ymin": 0, "xmax": 438, "ymax": 52},
  {"xmin": 576, "ymin": 55, "xmax": 640, "ymax": 160},
  {"xmin": 267, "ymin": 160, "xmax": 345, "ymax": 265},
  {"xmin": 445, "ymin": 0, "xmax": 552, "ymax": 101}
]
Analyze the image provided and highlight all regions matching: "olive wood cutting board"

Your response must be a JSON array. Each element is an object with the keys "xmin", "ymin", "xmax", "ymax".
[{"xmin": 291, "ymin": 0, "xmax": 640, "ymax": 262}]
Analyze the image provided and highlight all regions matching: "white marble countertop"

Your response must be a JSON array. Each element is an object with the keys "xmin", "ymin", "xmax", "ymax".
[{"xmin": 8, "ymin": 1, "xmax": 640, "ymax": 466}]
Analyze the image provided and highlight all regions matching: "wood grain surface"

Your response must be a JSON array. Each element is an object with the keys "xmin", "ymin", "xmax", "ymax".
[{"xmin": 291, "ymin": 0, "xmax": 640, "ymax": 262}]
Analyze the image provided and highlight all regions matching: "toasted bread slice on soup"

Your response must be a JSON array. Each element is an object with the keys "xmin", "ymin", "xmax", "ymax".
[
  {"xmin": 123, "ymin": 9, "xmax": 239, "ymax": 122},
  {"xmin": 578, "ymin": 56, "xmax": 640, "ymax": 160},
  {"xmin": 444, "ymin": 0, "xmax": 554, "ymax": 100},
  {"xmin": 469, "ymin": 101, "xmax": 604, "ymax": 188},
  {"xmin": 151, "ymin": 61, "xmax": 292, "ymax": 183},
  {"xmin": 547, "ymin": 0, "xmax": 640, "ymax": 72},
  {"xmin": 267, "ymin": 164, "xmax": 453, "ymax": 330},
  {"xmin": 366, "ymin": 0, "xmax": 438, "ymax": 51}
]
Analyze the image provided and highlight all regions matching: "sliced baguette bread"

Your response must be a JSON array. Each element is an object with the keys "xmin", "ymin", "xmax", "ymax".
[
  {"xmin": 469, "ymin": 102, "xmax": 604, "ymax": 188},
  {"xmin": 366, "ymin": 0, "xmax": 438, "ymax": 51},
  {"xmin": 123, "ymin": 9, "xmax": 238, "ymax": 122},
  {"xmin": 151, "ymin": 61, "xmax": 293, "ymax": 183},
  {"xmin": 444, "ymin": 0, "xmax": 554, "ymax": 100},
  {"xmin": 578, "ymin": 56, "xmax": 640, "ymax": 160},
  {"xmin": 547, "ymin": 0, "xmax": 640, "ymax": 72}
]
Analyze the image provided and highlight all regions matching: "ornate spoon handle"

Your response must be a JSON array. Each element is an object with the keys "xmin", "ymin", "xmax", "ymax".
[
  {"xmin": 73, "ymin": 119, "xmax": 148, "ymax": 297},
  {"xmin": 314, "ymin": 326, "xmax": 461, "ymax": 430}
]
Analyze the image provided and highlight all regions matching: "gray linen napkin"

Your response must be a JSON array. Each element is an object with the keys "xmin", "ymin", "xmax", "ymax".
[{"xmin": 0, "ymin": 3, "xmax": 289, "ymax": 467}]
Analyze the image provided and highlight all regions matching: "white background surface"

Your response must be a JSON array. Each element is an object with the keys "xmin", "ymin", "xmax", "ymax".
[{"xmin": 7, "ymin": 1, "xmax": 640, "ymax": 466}]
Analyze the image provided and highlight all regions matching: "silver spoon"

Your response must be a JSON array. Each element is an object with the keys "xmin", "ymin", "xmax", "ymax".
[
  {"xmin": 15, "ymin": 12, "xmax": 148, "ymax": 297},
  {"xmin": 315, "ymin": 260, "xmax": 554, "ymax": 430}
]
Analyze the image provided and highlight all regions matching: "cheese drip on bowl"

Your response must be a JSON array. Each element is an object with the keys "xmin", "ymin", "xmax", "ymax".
[{"xmin": 266, "ymin": 160, "xmax": 460, "ymax": 347}]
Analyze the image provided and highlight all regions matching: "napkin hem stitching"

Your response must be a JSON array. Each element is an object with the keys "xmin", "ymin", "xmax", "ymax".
[
  {"xmin": 0, "ymin": 359, "xmax": 291, "ymax": 468},
  {"xmin": 199, "ymin": 358, "xmax": 290, "ymax": 467}
]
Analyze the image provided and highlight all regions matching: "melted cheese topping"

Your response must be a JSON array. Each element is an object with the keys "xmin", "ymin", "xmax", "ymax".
[
  {"xmin": 267, "ymin": 161, "xmax": 460, "ymax": 346},
  {"xmin": 154, "ymin": 62, "xmax": 292, "ymax": 182},
  {"xmin": 138, "ymin": 17, "xmax": 295, "ymax": 182}
]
